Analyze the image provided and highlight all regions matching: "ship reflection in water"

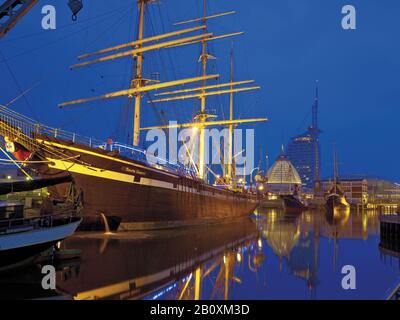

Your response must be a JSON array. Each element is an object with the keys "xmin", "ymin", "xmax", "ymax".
[
  {"xmin": 2, "ymin": 209, "xmax": 400, "ymax": 300},
  {"xmin": 56, "ymin": 219, "xmax": 260, "ymax": 300}
]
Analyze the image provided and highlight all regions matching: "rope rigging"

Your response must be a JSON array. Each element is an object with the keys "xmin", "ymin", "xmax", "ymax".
[
  {"xmin": 0, "ymin": 50, "xmax": 38, "ymax": 121},
  {"xmin": 0, "ymin": 104, "xmax": 89, "ymax": 167}
]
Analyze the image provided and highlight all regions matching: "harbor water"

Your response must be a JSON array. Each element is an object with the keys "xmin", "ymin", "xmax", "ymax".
[{"xmin": 1, "ymin": 209, "xmax": 399, "ymax": 300}]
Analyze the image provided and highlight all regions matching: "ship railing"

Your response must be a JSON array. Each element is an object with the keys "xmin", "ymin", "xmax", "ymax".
[
  {"xmin": 36, "ymin": 125, "xmax": 105, "ymax": 147},
  {"xmin": 0, "ymin": 105, "xmax": 106, "ymax": 147},
  {"xmin": 0, "ymin": 212, "xmax": 80, "ymax": 234},
  {"xmin": 0, "ymin": 106, "xmax": 198, "ymax": 178},
  {"xmin": 111, "ymin": 142, "xmax": 197, "ymax": 178}
]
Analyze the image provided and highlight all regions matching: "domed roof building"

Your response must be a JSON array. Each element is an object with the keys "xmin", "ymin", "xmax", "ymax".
[{"xmin": 267, "ymin": 147, "xmax": 302, "ymax": 194}]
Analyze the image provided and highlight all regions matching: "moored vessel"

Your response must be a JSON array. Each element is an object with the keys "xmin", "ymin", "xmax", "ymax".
[
  {"xmin": 0, "ymin": 1, "xmax": 267, "ymax": 230},
  {"xmin": 259, "ymin": 148, "xmax": 307, "ymax": 213},
  {"xmin": 0, "ymin": 176, "xmax": 82, "ymax": 273},
  {"xmin": 281, "ymin": 194, "xmax": 307, "ymax": 213},
  {"xmin": 325, "ymin": 149, "xmax": 350, "ymax": 215}
]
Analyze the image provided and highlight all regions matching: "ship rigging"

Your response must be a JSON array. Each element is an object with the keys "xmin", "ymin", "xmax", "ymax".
[
  {"xmin": 58, "ymin": 0, "xmax": 267, "ymax": 183},
  {"xmin": 0, "ymin": 0, "xmax": 268, "ymax": 230}
]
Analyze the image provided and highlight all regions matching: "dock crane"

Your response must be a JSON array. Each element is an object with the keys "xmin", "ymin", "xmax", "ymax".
[
  {"xmin": 0, "ymin": 0, "xmax": 83, "ymax": 39},
  {"xmin": 0, "ymin": 0, "xmax": 38, "ymax": 39}
]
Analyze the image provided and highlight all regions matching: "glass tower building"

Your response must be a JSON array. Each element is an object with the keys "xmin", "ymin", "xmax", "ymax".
[{"xmin": 287, "ymin": 84, "xmax": 321, "ymax": 191}]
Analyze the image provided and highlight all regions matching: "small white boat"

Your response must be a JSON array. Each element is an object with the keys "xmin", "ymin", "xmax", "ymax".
[
  {"xmin": 0, "ymin": 175, "xmax": 82, "ymax": 273},
  {"xmin": 0, "ymin": 213, "xmax": 81, "ymax": 273}
]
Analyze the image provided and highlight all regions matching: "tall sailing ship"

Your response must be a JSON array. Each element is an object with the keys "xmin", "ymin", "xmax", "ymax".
[
  {"xmin": 0, "ymin": 0, "xmax": 267, "ymax": 230},
  {"xmin": 325, "ymin": 149, "xmax": 350, "ymax": 215}
]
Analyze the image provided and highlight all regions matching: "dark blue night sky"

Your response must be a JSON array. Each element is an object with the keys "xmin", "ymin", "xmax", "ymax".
[{"xmin": 1, "ymin": 0, "xmax": 399, "ymax": 180}]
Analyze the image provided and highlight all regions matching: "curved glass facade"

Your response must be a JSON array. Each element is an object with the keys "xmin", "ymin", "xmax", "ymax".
[{"xmin": 267, "ymin": 155, "xmax": 302, "ymax": 185}]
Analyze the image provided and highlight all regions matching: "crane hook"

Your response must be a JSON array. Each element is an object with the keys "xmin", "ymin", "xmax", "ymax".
[{"xmin": 68, "ymin": 0, "xmax": 83, "ymax": 21}]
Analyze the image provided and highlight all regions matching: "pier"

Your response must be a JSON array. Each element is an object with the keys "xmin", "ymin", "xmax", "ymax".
[
  {"xmin": 379, "ymin": 214, "xmax": 400, "ymax": 256},
  {"xmin": 379, "ymin": 214, "xmax": 400, "ymax": 282}
]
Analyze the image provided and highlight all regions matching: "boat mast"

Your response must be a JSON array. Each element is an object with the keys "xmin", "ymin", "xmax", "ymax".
[
  {"xmin": 227, "ymin": 42, "xmax": 234, "ymax": 184},
  {"xmin": 333, "ymin": 147, "xmax": 337, "ymax": 194},
  {"xmin": 59, "ymin": 3, "xmax": 268, "ymax": 181},
  {"xmin": 197, "ymin": 0, "xmax": 209, "ymax": 180},
  {"xmin": 132, "ymin": 0, "xmax": 146, "ymax": 146}
]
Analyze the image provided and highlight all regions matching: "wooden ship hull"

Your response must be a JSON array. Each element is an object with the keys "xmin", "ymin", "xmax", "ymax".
[
  {"xmin": 29, "ymin": 136, "xmax": 260, "ymax": 231},
  {"xmin": 325, "ymin": 194, "xmax": 350, "ymax": 225},
  {"xmin": 258, "ymin": 195, "xmax": 307, "ymax": 213},
  {"xmin": 326, "ymin": 193, "xmax": 350, "ymax": 211},
  {"xmin": 281, "ymin": 195, "xmax": 307, "ymax": 213},
  {"xmin": 326, "ymin": 149, "xmax": 349, "ymax": 218}
]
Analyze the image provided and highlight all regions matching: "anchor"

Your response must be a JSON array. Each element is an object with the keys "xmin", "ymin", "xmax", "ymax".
[{"xmin": 68, "ymin": 0, "xmax": 83, "ymax": 21}]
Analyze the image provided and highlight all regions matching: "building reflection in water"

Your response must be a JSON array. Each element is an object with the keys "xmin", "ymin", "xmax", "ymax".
[
  {"xmin": 255, "ymin": 206, "xmax": 382, "ymax": 298},
  {"xmin": 2, "ymin": 207, "xmax": 395, "ymax": 300},
  {"xmin": 57, "ymin": 208, "xmax": 385, "ymax": 300},
  {"xmin": 256, "ymin": 209, "xmax": 319, "ymax": 298},
  {"xmin": 59, "ymin": 208, "xmax": 382, "ymax": 300}
]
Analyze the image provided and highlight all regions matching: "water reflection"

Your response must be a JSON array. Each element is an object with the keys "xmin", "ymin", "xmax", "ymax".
[
  {"xmin": 257, "ymin": 209, "xmax": 319, "ymax": 297},
  {"xmin": 57, "ymin": 218, "xmax": 260, "ymax": 300},
  {"xmin": 261, "ymin": 210, "xmax": 301, "ymax": 271},
  {"xmin": 1, "ymin": 209, "xmax": 399, "ymax": 300}
]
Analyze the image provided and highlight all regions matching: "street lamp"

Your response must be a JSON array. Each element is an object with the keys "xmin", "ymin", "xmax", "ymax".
[{"xmin": 250, "ymin": 167, "xmax": 259, "ymax": 191}]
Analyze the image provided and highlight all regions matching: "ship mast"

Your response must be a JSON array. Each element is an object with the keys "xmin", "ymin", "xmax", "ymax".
[
  {"xmin": 138, "ymin": 5, "xmax": 267, "ymax": 182},
  {"xmin": 333, "ymin": 146, "xmax": 338, "ymax": 194},
  {"xmin": 227, "ymin": 42, "xmax": 234, "ymax": 184},
  {"xmin": 132, "ymin": 0, "xmax": 147, "ymax": 146},
  {"xmin": 59, "ymin": 1, "xmax": 268, "ymax": 183},
  {"xmin": 198, "ymin": 0, "xmax": 208, "ymax": 180}
]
